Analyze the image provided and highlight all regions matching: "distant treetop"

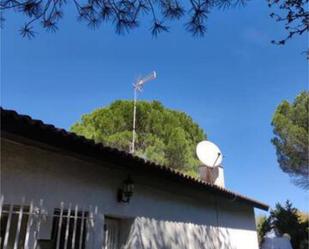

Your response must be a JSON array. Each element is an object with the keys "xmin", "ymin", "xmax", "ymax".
[{"xmin": 71, "ymin": 100, "xmax": 206, "ymax": 177}]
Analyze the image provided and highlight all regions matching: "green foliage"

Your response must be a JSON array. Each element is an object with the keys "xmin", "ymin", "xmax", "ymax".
[
  {"xmin": 271, "ymin": 91, "xmax": 309, "ymax": 189},
  {"xmin": 271, "ymin": 201, "xmax": 308, "ymax": 249},
  {"xmin": 256, "ymin": 215, "xmax": 271, "ymax": 245},
  {"xmin": 257, "ymin": 200, "xmax": 309, "ymax": 249},
  {"xmin": 71, "ymin": 100, "xmax": 206, "ymax": 176},
  {"xmin": 298, "ymin": 211, "xmax": 309, "ymax": 223}
]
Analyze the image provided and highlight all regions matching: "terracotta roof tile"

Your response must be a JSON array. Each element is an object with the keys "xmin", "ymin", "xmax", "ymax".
[{"xmin": 1, "ymin": 107, "xmax": 268, "ymax": 211}]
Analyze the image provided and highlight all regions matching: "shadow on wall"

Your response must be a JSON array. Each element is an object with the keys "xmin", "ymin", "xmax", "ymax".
[{"xmin": 122, "ymin": 217, "xmax": 235, "ymax": 249}]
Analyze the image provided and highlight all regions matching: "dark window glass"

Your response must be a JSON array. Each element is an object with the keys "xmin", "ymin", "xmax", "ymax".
[
  {"xmin": 0, "ymin": 205, "xmax": 29, "ymax": 249},
  {"xmin": 51, "ymin": 209, "xmax": 88, "ymax": 249}
]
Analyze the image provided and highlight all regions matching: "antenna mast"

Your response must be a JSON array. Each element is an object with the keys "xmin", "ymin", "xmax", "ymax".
[{"xmin": 131, "ymin": 71, "xmax": 157, "ymax": 154}]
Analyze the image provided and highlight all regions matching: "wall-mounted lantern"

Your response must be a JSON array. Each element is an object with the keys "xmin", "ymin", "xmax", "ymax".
[{"xmin": 117, "ymin": 176, "xmax": 134, "ymax": 203}]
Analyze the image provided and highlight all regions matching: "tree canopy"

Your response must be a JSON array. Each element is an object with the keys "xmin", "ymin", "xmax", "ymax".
[
  {"xmin": 2, "ymin": 0, "xmax": 307, "ymax": 50},
  {"xmin": 257, "ymin": 200, "xmax": 309, "ymax": 249},
  {"xmin": 268, "ymin": 0, "xmax": 309, "ymax": 51},
  {"xmin": 271, "ymin": 91, "xmax": 309, "ymax": 189},
  {"xmin": 0, "ymin": 0, "xmax": 249, "ymax": 38},
  {"xmin": 70, "ymin": 100, "xmax": 206, "ymax": 176}
]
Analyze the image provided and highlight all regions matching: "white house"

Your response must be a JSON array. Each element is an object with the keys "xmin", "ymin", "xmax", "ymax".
[{"xmin": 0, "ymin": 108, "xmax": 268, "ymax": 249}]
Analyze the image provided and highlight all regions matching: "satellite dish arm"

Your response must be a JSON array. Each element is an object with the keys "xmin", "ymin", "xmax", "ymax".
[{"xmin": 212, "ymin": 152, "xmax": 221, "ymax": 167}]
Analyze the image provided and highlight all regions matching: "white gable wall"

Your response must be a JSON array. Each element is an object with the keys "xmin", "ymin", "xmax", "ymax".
[{"xmin": 1, "ymin": 138, "xmax": 259, "ymax": 249}]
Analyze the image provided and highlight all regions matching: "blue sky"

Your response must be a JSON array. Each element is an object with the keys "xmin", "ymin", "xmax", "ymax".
[{"xmin": 1, "ymin": 1, "xmax": 308, "ymax": 214}]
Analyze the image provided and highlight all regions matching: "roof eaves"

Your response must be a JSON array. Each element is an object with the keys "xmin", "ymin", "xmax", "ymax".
[{"xmin": 0, "ymin": 107, "xmax": 269, "ymax": 211}]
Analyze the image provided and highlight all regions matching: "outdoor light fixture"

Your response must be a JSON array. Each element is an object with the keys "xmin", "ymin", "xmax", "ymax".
[{"xmin": 117, "ymin": 176, "xmax": 134, "ymax": 203}]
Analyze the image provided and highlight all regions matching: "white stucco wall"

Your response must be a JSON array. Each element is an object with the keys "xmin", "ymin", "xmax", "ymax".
[{"xmin": 1, "ymin": 138, "xmax": 259, "ymax": 249}]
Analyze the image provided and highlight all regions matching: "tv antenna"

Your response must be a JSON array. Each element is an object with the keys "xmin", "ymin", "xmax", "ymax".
[{"xmin": 130, "ymin": 71, "xmax": 157, "ymax": 154}]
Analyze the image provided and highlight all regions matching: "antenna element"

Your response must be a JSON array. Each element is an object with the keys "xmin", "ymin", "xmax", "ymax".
[{"xmin": 131, "ymin": 71, "xmax": 157, "ymax": 154}]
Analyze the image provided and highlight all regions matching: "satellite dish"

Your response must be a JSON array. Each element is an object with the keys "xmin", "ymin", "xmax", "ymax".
[{"xmin": 196, "ymin": 141, "xmax": 223, "ymax": 167}]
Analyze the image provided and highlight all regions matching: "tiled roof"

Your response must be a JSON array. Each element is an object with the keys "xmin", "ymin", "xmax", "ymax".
[{"xmin": 1, "ymin": 107, "xmax": 269, "ymax": 211}]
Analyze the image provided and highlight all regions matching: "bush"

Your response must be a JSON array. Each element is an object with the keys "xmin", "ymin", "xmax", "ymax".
[{"xmin": 257, "ymin": 200, "xmax": 308, "ymax": 248}]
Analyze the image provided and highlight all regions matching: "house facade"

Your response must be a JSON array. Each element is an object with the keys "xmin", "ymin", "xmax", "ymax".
[{"xmin": 1, "ymin": 108, "xmax": 268, "ymax": 249}]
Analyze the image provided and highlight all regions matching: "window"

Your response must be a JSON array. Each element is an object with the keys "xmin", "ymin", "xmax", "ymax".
[
  {"xmin": 0, "ymin": 205, "xmax": 29, "ymax": 249},
  {"xmin": 51, "ymin": 209, "xmax": 88, "ymax": 249}
]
